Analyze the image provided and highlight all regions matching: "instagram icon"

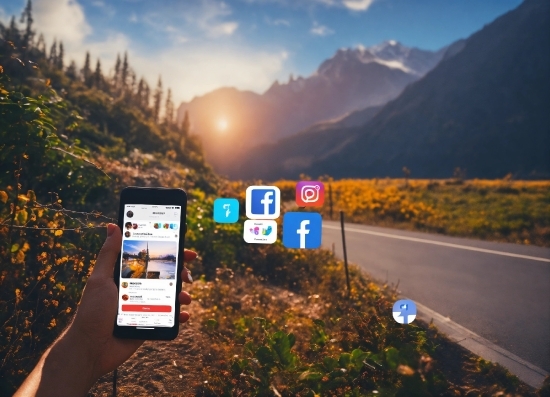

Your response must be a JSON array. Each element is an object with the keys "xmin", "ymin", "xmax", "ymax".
[{"xmin": 296, "ymin": 181, "xmax": 325, "ymax": 207}]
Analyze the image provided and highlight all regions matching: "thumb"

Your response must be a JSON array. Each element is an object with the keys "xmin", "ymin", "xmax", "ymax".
[{"xmin": 90, "ymin": 223, "xmax": 122, "ymax": 280}]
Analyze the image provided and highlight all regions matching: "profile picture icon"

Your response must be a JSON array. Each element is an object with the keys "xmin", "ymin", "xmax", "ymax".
[
  {"xmin": 126, "ymin": 211, "xmax": 134, "ymax": 218},
  {"xmin": 124, "ymin": 231, "xmax": 131, "ymax": 238},
  {"xmin": 154, "ymin": 223, "xmax": 160, "ymax": 229},
  {"xmin": 121, "ymin": 282, "xmax": 128, "ymax": 288},
  {"xmin": 125, "ymin": 222, "xmax": 132, "ymax": 230},
  {"xmin": 163, "ymin": 223, "xmax": 169, "ymax": 229},
  {"xmin": 121, "ymin": 294, "xmax": 129, "ymax": 301},
  {"xmin": 132, "ymin": 223, "xmax": 138, "ymax": 229}
]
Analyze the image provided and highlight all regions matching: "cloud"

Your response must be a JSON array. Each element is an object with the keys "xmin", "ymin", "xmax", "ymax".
[
  {"xmin": 193, "ymin": 0, "xmax": 239, "ymax": 37},
  {"xmin": 342, "ymin": 0, "xmax": 374, "ymax": 12},
  {"xmin": 310, "ymin": 22, "xmax": 334, "ymax": 36},
  {"xmin": 33, "ymin": 0, "xmax": 91, "ymax": 46},
  {"xmin": 130, "ymin": 45, "xmax": 288, "ymax": 103},
  {"xmin": 265, "ymin": 17, "xmax": 290, "ymax": 27}
]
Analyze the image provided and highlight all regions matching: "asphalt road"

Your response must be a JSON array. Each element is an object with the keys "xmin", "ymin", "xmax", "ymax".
[{"xmin": 321, "ymin": 220, "xmax": 550, "ymax": 372}]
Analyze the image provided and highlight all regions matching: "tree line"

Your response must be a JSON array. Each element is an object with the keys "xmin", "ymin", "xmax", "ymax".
[{"xmin": 0, "ymin": 0, "xmax": 188, "ymax": 130}]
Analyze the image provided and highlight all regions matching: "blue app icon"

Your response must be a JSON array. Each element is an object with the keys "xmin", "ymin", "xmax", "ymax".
[
  {"xmin": 213, "ymin": 198, "xmax": 239, "ymax": 223},
  {"xmin": 246, "ymin": 186, "xmax": 281, "ymax": 219},
  {"xmin": 283, "ymin": 212, "xmax": 322, "ymax": 249},
  {"xmin": 392, "ymin": 299, "xmax": 417, "ymax": 324}
]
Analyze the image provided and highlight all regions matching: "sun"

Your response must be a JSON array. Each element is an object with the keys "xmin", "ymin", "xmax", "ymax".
[{"xmin": 217, "ymin": 119, "xmax": 229, "ymax": 132}]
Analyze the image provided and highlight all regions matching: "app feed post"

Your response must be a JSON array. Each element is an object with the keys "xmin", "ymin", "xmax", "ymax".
[{"xmin": 118, "ymin": 204, "xmax": 182, "ymax": 328}]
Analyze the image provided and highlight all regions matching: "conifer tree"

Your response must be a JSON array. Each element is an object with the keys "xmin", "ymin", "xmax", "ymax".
[
  {"xmin": 136, "ymin": 77, "xmax": 144, "ymax": 106},
  {"xmin": 153, "ymin": 76, "xmax": 163, "ymax": 123},
  {"xmin": 66, "ymin": 60, "xmax": 77, "ymax": 80},
  {"xmin": 57, "ymin": 41, "xmax": 64, "ymax": 70},
  {"xmin": 113, "ymin": 53, "xmax": 121, "ymax": 90},
  {"xmin": 20, "ymin": 0, "xmax": 34, "ymax": 49},
  {"xmin": 35, "ymin": 33, "xmax": 45, "ymax": 55},
  {"xmin": 82, "ymin": 51, "xmax": 91, "ymax": 87},
  {"xmin": 180, "ymin": 110, "xmax": 190, "ymax": 137},
  {"xmin": 164, "ymin": 88, "xmax": 174, "ymax": 126},
  {"xmin": 94, "ymin": 59, "xmax": 102, "ymax": 88},
  {"xmin": 49, "ymin": 39, "xmax": 57, "ymax": 65},
  {"xmin": 121, "ymin": 52, "xmax": 129, "ymax": 91}
]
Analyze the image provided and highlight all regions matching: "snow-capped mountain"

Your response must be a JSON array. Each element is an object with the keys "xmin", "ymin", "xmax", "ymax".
[{"xmin": 177, "ymin": 41, "xmax": 447, "ymax": 176}]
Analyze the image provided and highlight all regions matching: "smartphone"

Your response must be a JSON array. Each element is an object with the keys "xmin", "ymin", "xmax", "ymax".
[{"xmin": 113, "ymin": 187, "xmax": 187, "ymax": 340}]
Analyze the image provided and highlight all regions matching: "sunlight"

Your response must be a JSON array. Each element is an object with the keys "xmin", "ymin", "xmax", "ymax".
[{"xmin": 217, "ymin": 118, "xmax": 229, "ymax": 132}]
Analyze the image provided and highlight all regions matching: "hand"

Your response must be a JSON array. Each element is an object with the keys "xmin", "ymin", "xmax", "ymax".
[{"xmin": 15, "ymin": 223, "xmax": 196, "ymax": 397}]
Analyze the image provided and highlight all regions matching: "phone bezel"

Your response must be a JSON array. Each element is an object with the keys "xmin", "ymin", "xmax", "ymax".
[{"xmin": 113, "ymin": 186, "xmax": 187, "ymax": 340}]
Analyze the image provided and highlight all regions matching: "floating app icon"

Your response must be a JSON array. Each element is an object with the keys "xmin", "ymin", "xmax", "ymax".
[
  {"xmin": 283, "ymin": 212, "xmax": 322, "ymax": 249},
  {"xmin": 243, "ymin": 220, "xmax": 277, "ymax": 244},
  {"xmin": 246, "ymin": 186, "xmax": 281, "ymax": 219},
  {"xmin": 296, "ymin": 181, "xmax": 324, "ymax": 207},
  {"xmin": 392, "ymin": 299, "xmax": 417, "ymax": 324},
  {"xmin": 213, "ymin": 198, "xmax": 239, "ymax": 223}
]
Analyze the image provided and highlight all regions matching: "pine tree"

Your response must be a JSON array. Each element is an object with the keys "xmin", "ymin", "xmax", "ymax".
[
  {"xmin": 49, "ymin": 39, "xmax": 57, "ymax": 66},
  {"xmin": 180, "ymin": 110, "xmax": 190, "ymax": 137},
  {"xmin": 82, "ymin": 51, "xmax": 91, "ymax": 87},
  {"xmin": 6, "ymin": 16, "xmax": 21, "ymax": 45},
  {"xmin": 57, "ymin": 41, "xmax": 64, "ymax": 70},
  {"xmin": 36, "ymin": 33, "xmax": 45, "ymax": 55},
  {"xmin": 136, "ymin": 77, "xmax": 145, "ymax": 107},
  {"xmin": 113, "ymin": 53, "xmax": 121, "ymax": 90},
  {"xmin": 164, "ymin": 88, "xmax": 174, "ymax": 126},
  {"xmin": 20, "ymin": 0, "xmax": 34, "ymax": 49},
  {"xmin": 66, "ymin": 60, "xmax": 77, "ymax": 80},
  {"xmin": 94, "ymin": 59, "xmax": 102, "ymax": 88},
  {"xmin": 121, "ymin": 52, "xmax": 129, "ymax": 92},
  {"xmin": 153, "ymin": 76, "xmax": 163, "ymax": 123},
  {"xmin": 143, "ymin": 81, "xmax": 150, "ymax": 109}
]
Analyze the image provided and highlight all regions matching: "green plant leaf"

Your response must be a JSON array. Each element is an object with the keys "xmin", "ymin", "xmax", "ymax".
[
  {"xmin": 299, "ymin": 370, "xmax": 323, "ymax": 381},
  {"xmin": 385, "ymin": 347, "xmax": 399, "ymax": 369},
  {"xmin": 256, "ymin": 346, "xmax": 275, "ymax": 366},
  {"xmin": 313, "ymin": 319, "xmax": 325, "ymax": 328}
]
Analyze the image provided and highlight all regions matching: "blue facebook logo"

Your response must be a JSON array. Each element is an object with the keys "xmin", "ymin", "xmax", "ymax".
[
  {"xmin": 392, "ymin": 299, "xmax": 417, "ymax": 324},
  {"xmin": 283, "ymin": 212, "xmax": 322, "ymax": 249},
  {"xmin": 246, "ymin": 186, "xmax": 280, "ymax": 219}
]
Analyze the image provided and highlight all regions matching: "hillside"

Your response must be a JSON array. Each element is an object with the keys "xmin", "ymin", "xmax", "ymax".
[
  {"xmin": 176, "ymin": 42, "xmax": 445, "ymax": 176},
  {"xmin": 302, "ymin": 0, "xmax": 550, "ymax": 179}
]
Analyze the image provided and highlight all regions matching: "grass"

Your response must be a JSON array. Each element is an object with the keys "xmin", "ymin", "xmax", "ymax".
[{"xmin": 271, "ymin": 179, "xmax": 550, "ymax": 247}]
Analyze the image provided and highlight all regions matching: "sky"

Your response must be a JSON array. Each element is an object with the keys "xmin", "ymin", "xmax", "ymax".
[{"xmin": 0, "ymin": 0, "xmax": 522, "ymax": 104}]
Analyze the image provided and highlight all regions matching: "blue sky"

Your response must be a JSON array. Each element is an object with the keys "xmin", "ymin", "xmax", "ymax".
[{"xmin": 0, "ymin": 0, "xmax": 522, "ymax": 103}]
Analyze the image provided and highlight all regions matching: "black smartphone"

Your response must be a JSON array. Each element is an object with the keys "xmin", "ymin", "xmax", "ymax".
[{"xmin": 113, "ymin": 187, "xmax": 187, "ymax": 340}]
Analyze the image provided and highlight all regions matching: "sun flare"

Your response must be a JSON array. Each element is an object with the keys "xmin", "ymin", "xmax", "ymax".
[{"xmin": 217, "ymin": 119, "xmax": 229, "ymax": 132}]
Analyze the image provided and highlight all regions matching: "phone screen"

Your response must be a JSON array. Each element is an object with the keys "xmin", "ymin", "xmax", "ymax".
[{"xmin": 116, "ymin": 204, "xmax": 182, "ymax": 328}]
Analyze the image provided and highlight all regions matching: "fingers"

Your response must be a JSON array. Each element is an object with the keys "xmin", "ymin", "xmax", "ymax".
[
  {"xmin": 184, "ymin": 249, "xmax": 197, "ymax": 262},
  {"xmin": 90, "ymin": 224, "xmax": 122, "ymax": 280},
  {"xmin": 179, "ymin": 312, "xmax": 190, "ymax": 323},
  {"xmin": 179, "ymin": 291, "xmax": 191, "ymax": 305}
]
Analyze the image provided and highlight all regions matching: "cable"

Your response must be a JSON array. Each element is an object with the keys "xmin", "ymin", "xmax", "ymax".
[{"xmin": 112, "ymin": 368, "xmax": 118, "ymax": 397}]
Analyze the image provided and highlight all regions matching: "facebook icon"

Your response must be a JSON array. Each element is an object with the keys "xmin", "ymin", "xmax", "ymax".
[
  {"xmin": 283, "ymin": 212, "xmax": 322, "ymax": 249},
  {"xmin": 246, "ymin": 186, "xmax": 281, "ymax": 219},
  {"xmin": 392, "ymin": 299, "xmax": 417, "ymax": 325}
]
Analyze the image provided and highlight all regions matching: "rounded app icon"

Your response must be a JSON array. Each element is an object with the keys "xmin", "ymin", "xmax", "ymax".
[
  {"xmin": 243, "ymin": 220, "xmax": 277, "ymax": 244},
  {"xmin": 296, "ymin": 181, "xmax": 325, "ymax": 207},
  {"xmin": 392, "ymin": 299, "xmax": 417, "ymax": 324},
  {"xmin": 246, "ymin": 186, "xmax": 281, "ymax": 219},
  {"xmin": 214, "ymin": 198, "xmax": 239, "ymax": 223}
]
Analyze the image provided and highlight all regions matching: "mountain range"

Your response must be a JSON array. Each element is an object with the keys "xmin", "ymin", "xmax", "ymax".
[
  {"xmin": 176, "ymin": 41, "xmax": 446, "ymax": 174},
  {"xmin": 236, "ymin": 0, "xmax": 550, "ymax": 180}
]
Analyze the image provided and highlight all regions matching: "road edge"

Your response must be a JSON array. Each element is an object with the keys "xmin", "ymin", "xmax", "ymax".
[{"xmin": 414, "ymin": 300, "xmax": 548, "ymax": 389}]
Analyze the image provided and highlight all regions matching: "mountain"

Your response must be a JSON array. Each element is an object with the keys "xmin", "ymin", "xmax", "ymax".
[
  {"xmin": 176, "ymin": 41, "xmax": 446, "ymax": 174},
  {"xmin": 243, "ymin": 0, "xmax": 550, "ymax": 180}
]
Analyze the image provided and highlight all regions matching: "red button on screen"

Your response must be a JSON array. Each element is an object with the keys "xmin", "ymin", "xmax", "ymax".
[{"xmin": 121, "ymin": 305, "xmax": 172, "ymax": 312}]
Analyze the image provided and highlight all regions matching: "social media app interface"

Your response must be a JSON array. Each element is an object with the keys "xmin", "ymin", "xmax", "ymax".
[
  {"xmin": 213, "ymin": 198, "xmax": 239, "ymax": 223},
  {"xmin": 283, "ymin": 212, "xmax": 322, "ymax": 249},
  {"xmin": 246, "ymin": 186, "xmax": 281, "ymax": 219},
  {"xmin": 296, "ymin": 181, "xmax": 325, "ymax": 207},
  {"xmin": 117, "ymin": 204, "xmax": 181, "ymax": 328},
  {"xmin": 392, "ymin": 299, "xmax": 417, "ymax": 325},
  {"xmin": 243, "ymin": 219, "xmax": 277, "ymax": 244}
]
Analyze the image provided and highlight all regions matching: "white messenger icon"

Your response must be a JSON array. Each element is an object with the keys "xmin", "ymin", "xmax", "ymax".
[{"xmin": 301, "ymin": 185, "xmax": 320, "ymax": 203}]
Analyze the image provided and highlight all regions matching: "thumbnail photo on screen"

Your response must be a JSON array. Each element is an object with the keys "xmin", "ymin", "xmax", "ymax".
[{"xmin": 121, "ymin": 240, "xmax": 178, "ymax": 279}]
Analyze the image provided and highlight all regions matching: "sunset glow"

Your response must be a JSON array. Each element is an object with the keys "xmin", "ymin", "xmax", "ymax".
[{"xmin": 217, "ymin": 119, "xmax": 229, "ymax": 132}]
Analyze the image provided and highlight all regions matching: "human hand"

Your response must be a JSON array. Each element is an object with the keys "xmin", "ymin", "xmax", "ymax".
[{"xmin": 15, "ymin": 223, "xmax": 196, "ymax": 397}]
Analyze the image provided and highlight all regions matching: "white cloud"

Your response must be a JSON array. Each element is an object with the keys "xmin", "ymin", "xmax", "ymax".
[
  {"xmin": 310, "ymin": 22, "xmax": 334, "ymax": 36},
  {"xmin": 32, "ymin": 0, "xmax": 91, "ymax": 46},
  {"xmin": 130, "ymin": 45, "xmax": 288, "ymax": 103},
  {"xmin": 193, "ymin": 0, "xmax": 240, "ymax": 37},
  {"xmin": 342, "ymin": 0, "xmax": 374, "ymax": 12}
]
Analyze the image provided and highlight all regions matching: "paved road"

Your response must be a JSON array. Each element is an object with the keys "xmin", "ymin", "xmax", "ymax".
[{"xmin": 322, "ymin": 221, "xmax": 550, "ymax": 372}]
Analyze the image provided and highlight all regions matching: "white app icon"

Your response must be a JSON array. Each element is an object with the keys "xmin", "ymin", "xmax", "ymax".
[
  {"xmin": 301, "ymin": 185, "xmax": 320, "ymax": 203},
  {"xmin": 243, "ymin": 220, "xmax": 277, "ymax": 244}
]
